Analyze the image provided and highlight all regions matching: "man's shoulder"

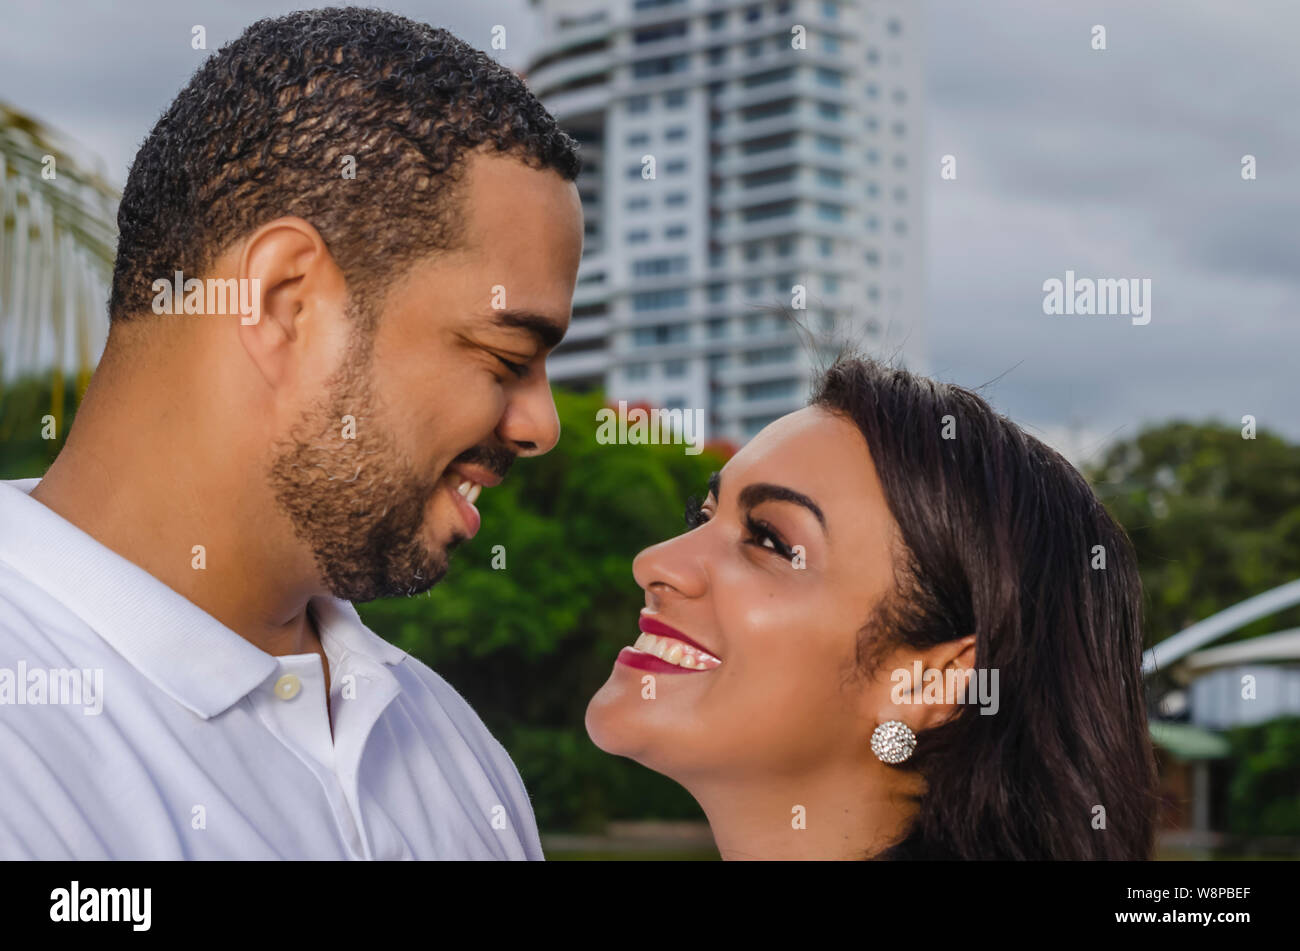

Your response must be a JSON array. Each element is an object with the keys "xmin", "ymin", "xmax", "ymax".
[
  {"xmin": 388, "ymin": 650, "xmax": 505, "ymax": 745},
  {"xmin": 0, "ymin": 557, "xmax": 90, "ymax": 658}
]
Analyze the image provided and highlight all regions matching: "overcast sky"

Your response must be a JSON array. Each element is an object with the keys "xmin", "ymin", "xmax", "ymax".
[{"xmin": 1, "ymin": 0, "xmax": 1294, "ymax": 462}]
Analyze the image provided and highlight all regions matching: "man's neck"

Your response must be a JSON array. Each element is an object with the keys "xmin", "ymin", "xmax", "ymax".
[{"xmin": 30, "ymin": 352, "xmax": 323, "ymax": 661}]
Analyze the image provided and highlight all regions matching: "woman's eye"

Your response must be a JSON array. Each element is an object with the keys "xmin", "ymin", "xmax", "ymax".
[{"xmin": 746, "ymin": 517, "xmax": 792, "ymax": 558}]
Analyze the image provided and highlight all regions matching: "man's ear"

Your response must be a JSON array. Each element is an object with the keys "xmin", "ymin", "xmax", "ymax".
[{"xmin": 234, "ymin": 216, "xmax": 349, "ymax": 392}]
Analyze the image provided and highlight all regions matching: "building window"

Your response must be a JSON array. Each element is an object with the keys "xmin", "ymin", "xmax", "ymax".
[
  {"xmin": 816, "ymin": 168, "xmax": 843, "ymax": 188},
  {"xmin": 634, "ymin": 55, "xmax": 689, "ymax": 79},
  {"xmin": 634, "ymin": 22, "xmax": 689, "ymax": 45},
  {"xmin": 817, "ymin": 101, "xmax": 842, "ymax": 120},
  {"xmin": 633, "ymin": 288, "xmax": 688, "ymax": 311},
  {"xmin": 633, "ymin": 324, "xmax": 689, "ymax": 346},
  {"xmin": 664, "ymin": 359, "xmax": 687, "ymax": 378},
  {"xmin": 627, "ymin": 132, "xmax": 650, "ymax": 147},
  {"xmin": 665, "ymin": 224, "xmax": 687, "ymax": 239},
  {"xmin": 665, "ymin": 191, "xmax": 688, "ymax": 206},
  {"xmin": 743, "ymin": 379, "xmax": 800, "ymax": 400},
  {"xmin": 708, "ymin": 12, "xmax": 726, "ymax": 30},
  {"xmin": 815, "ymin": 134, "xmax": 843, "ymax": 154},
  {"xmin": 627, "ymin": 95, "xmax": 650, "ymax": 114},
  {"xmin": 708, "ymin": 283, "xmax": 727, "ymax": 302},
  {"xmin": 665, "ymin": 158, "xmax": 687, "ymax": 174},
  {"xmin": 708, "ymin": 318, "xmax": 728, "ymax": 338},
  {"xmin": 743, "ymin": 67, "xmax": 793, "ymax": 88},
  {"xmin": 742, "ymin": 346, "xmax": 794, "ymax": 366},
  {"xmin": 627, "ymin": 229, "xmax": 650, "ymax": 243},
  {"xmin": 816, "ymin": 202, "xmax": 844, "ymax": 221},
  {"xmin": 742, "ymin": 200, "xmax": 796, "ymax": 222},
  {"xmin": 664, "ymin": 89, "xmax": 687, "ymax": 107},
  {"xmin": 627, "ymin": 196, "xmax": 650, "ymax": 210},
  {"xmin": 822, "ymin": 34, "xmax": 840, "ymax": 53},
  {"xmin": 819, "ymin": 237, "xmax": 833, "ymax": 257},
  {"xmin": 815, "ymin": 67, "xmax": 844, "ymax": 88},
  {"xmin": 632, "ymin": 256, "xmax": 689, "ymax": 277},
  {"xmin": 625, "ymin": 362, "xmax": 650, "ymax": 381},
  {"xmin": 822, "ymin": 274, "xmax": 839, "ymax": 293}
]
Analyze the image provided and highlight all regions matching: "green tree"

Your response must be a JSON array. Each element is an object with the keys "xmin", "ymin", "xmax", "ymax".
[{"xmin": 1086, "ymin": 420, "xmax": 1300, "ymax": 649}]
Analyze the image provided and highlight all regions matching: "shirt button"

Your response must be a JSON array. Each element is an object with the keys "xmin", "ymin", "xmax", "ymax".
[{"xmin": 274, "ymin": 674, "xmax": 302, "ymax": 701}]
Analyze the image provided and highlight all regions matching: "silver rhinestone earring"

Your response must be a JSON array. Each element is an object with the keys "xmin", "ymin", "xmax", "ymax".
[{"xmin": 871, "ymin": 720, "xmax": 917, "ymax": 765}]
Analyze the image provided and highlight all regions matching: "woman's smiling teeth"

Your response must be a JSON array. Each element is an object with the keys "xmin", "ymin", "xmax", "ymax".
[{"xmin": 633, "ymin": 633, "xmax": 722, "ymax": 670}]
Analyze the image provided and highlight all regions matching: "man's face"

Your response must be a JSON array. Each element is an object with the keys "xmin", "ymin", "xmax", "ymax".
[{"xmin": 268, "ymin": 150, "xmax": 583, "ymax": 601}]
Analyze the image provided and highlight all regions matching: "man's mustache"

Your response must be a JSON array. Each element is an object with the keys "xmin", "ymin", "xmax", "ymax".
[{"xmin": 451, "ymin": 444, "xmax": 516, "ymax": 480}]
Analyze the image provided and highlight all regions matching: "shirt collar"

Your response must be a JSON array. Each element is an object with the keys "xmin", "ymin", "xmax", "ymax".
[{"xmin": 0, "ymin": 478, "xmax": 405, "ymax": 720}]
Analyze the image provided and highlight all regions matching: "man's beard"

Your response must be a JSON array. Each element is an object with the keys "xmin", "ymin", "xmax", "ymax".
[{"xmin": 266, "ymin": 313, "xmax": 453, "ymax": 603}]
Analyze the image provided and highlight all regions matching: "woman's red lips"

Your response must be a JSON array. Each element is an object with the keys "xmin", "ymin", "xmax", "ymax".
[{"xmin": 638, "ymin": 615, "xmax": 719, "ymax": 658}]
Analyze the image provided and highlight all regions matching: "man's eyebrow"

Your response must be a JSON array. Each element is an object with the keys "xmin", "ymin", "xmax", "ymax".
[
  {"xmin": 489, "ymin": 309, "xmax": 567, "ymax": 351},
  {"xmin": 737, "ymin": 482, "xmax": 827, "ymax": 531}
]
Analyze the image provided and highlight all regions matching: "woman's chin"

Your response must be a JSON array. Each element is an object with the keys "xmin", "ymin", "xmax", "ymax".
[{"xmin": 584, "ymin": 679, "xmax": 660, "ymax": 763}]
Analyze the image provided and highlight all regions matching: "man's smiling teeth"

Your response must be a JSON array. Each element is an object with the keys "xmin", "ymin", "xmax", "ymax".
[
  {"xmin": 633, "ymin": 633, "xmax": 722, "ymax": 670},
  {"xmin": 456, "ymin": 479, "xmax": 483, "ymax": 505}
]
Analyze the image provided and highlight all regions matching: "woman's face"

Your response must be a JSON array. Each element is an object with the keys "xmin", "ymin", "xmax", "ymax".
[{"xmin": 586, "ymin": 405, "xmax": 901, "ymax": 784}]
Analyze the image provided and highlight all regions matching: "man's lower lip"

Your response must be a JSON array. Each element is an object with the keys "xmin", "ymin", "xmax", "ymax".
[
  {"xmin": 616, "ymin": 647, "xmax": 711, "ymax": 674},
  {"xmin": 446, "ymin": 480, "xmax": 481, "ymax": 538}
]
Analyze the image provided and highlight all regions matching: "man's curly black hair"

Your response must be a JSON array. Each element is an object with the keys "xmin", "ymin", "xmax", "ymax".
[{"xmin": 108, "ymin": 6, "xmax": 581, "ymax": 323}]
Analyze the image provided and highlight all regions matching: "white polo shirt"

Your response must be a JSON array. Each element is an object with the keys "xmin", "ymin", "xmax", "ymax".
[{"xmin": 0, "ymin": 477, "xmax": 544, "ymax": 860}]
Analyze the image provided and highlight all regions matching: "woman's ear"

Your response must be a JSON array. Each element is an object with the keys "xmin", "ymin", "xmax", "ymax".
[{"xmin": 907, "ymin": 634, "xmax": 979, "ymax": 730}]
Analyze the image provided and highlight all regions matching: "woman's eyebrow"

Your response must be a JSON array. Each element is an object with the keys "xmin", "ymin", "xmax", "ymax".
[{"xmin": 737, "ymin": 482, "xmax": 827, "ymax": 531}]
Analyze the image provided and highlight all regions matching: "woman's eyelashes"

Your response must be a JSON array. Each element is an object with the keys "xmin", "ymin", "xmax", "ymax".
[
  {"xmin": 744, "ymin": 516, "xmax": 794, "ymax": 558},
  {"xmin": 684, "ymin": 494, "xmax": 708, "ymax": 529},
  {"xmin": 683, "ymin": 495, "xmax": 795, "ymax": 561}
]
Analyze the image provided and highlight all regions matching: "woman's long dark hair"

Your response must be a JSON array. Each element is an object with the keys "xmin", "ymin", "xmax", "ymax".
[{"xmin": 812, "ymin": 356, "xmax": 1158, "ymax": 860}]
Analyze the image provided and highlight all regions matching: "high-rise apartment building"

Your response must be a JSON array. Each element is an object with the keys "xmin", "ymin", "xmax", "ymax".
[{"xmin": 524, "ymin": 0, "xmax": 924, "ymax": 444}]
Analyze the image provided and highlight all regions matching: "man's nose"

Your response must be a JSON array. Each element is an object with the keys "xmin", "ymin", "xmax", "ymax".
[{"xmin": 497, "ymin": 375, "xmax": 561, "ymax": 458}]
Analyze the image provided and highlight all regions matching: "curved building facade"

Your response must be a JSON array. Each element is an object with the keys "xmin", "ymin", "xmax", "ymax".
[{"xmin": 525, "ymin": 0, "xmax": 925, "ymax": 443}]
